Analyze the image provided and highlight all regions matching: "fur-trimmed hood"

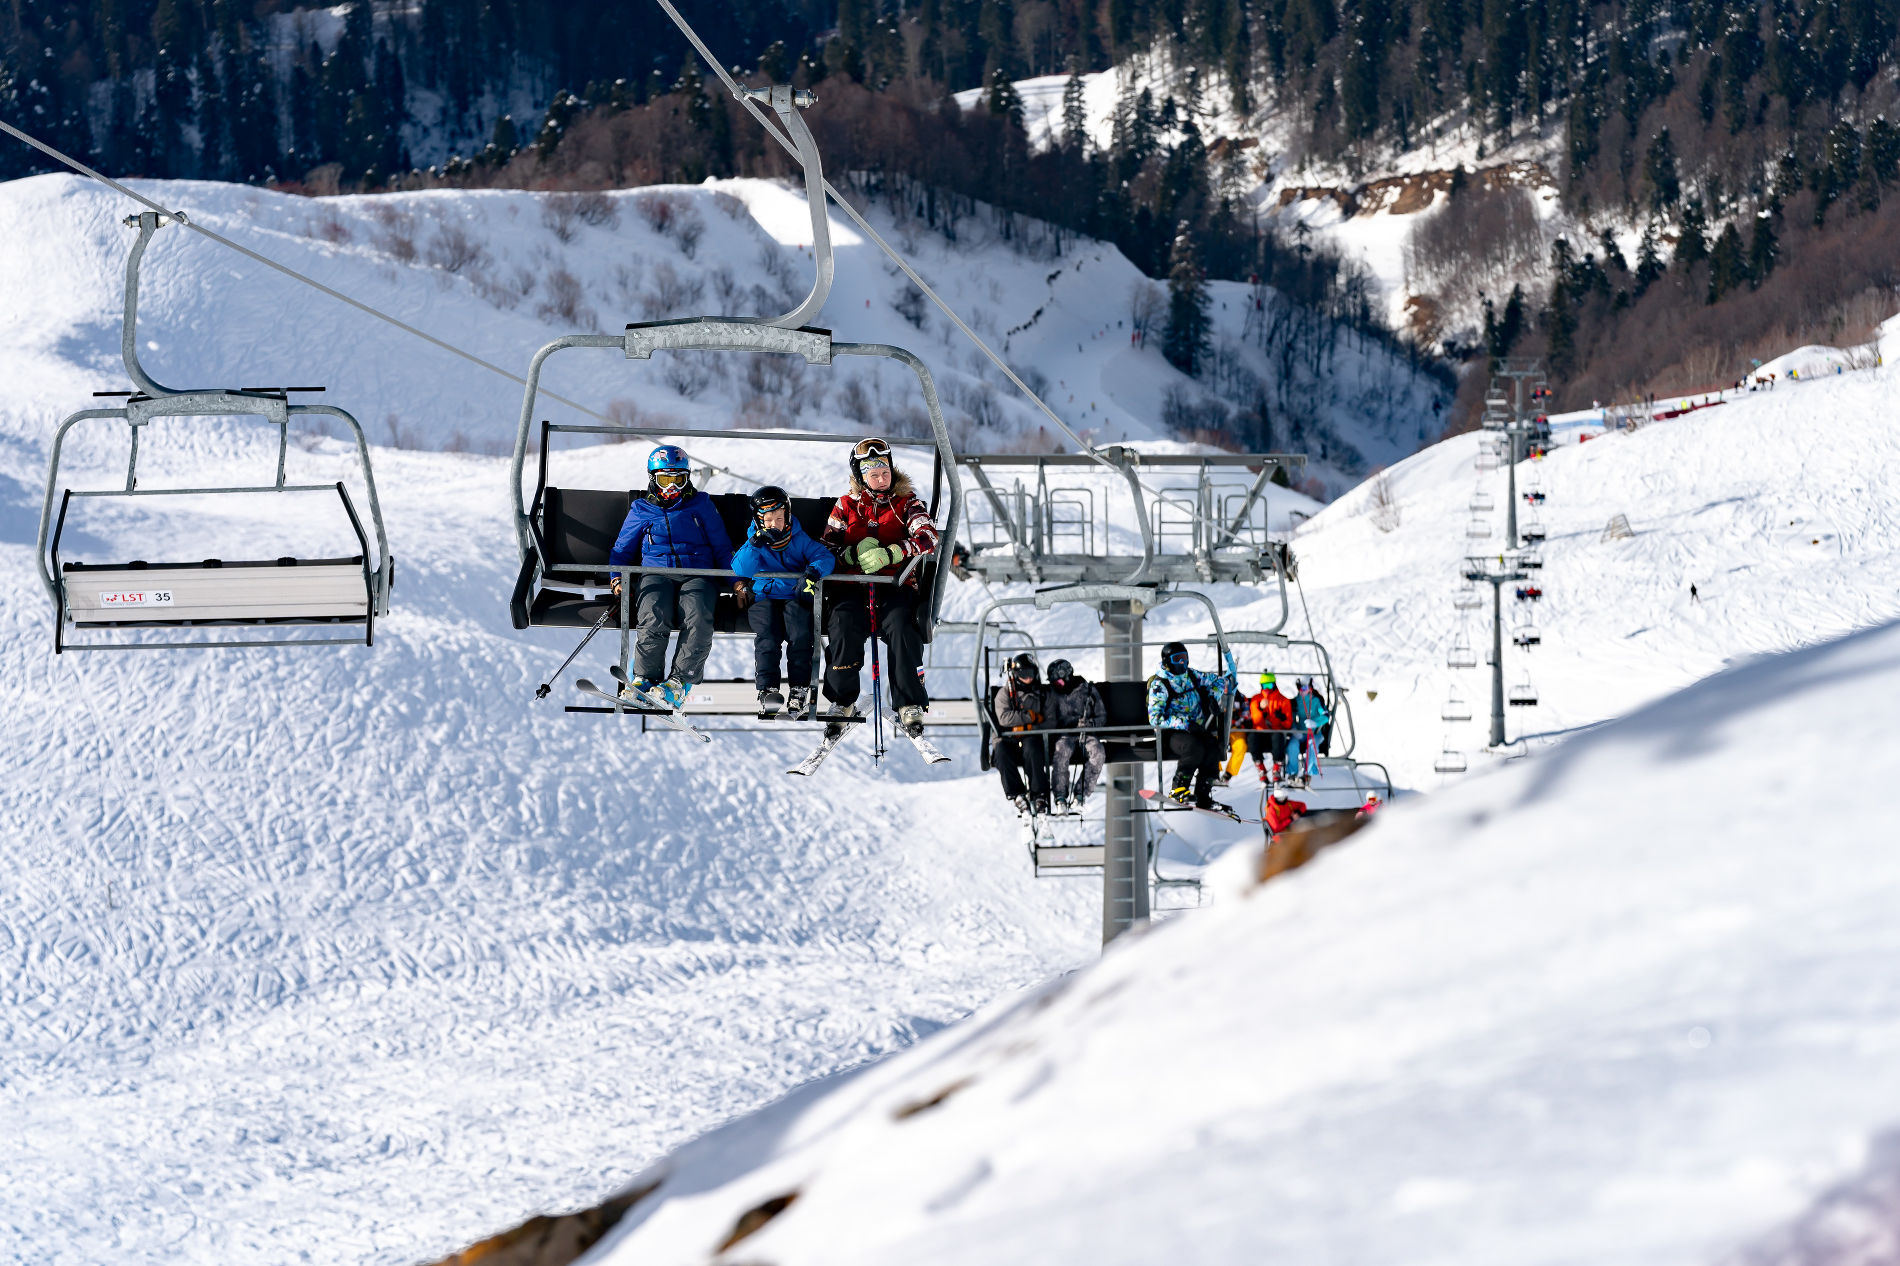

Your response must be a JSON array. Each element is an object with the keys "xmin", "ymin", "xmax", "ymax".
[{"xmin": 847, "ymin": 466, "xmax": 916, "ymax": 501}]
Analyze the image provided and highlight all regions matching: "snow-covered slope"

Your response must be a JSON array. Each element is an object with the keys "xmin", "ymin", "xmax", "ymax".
[{"xmin": 575, "ymin": 604, "xmax": 1900, "ymax": 1266}]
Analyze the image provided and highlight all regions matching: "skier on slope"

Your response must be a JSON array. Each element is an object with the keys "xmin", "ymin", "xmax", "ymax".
[
  {"xmin": 609, "ymin": 445, "xmax": 735, "ymax": 709},
  {"xmin": 1147, "ymin": 640, "xmax": 1237, "ymax": 810},
  {"xmin": 1264, "ymin": 786, "xmax": 1308, "ymax": 838},
  {"xmin": 1291, "ymin": 677, "xmax": 1331, "ymax": 786},
  {"xmin": 1045, "ymin": 658, "xmax": 1107, "ymax": 813},
  {"xmin": 730, "ymin": 485, "xmax": 834, "ymax": 717},
  {"xmin": 992, "ymin": 652, "xmax": 1051, "ymax": 815},
  {"xmin": 819, "ymin": 438, "xmax": 941, "ymax": 742}
]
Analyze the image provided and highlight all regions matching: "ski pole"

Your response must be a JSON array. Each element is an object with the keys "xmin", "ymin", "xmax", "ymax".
[
  {"xmin": 869, "ymin": 586, "xmax": 885, "ymax": 759},
  {"xmin": 535, "ymin": 605, "xmax": 614, "ymax": 699}
]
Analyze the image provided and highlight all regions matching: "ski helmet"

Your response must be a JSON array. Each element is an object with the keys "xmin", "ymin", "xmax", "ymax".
[
  {"xmin": 647, "ymin": 445, "xmax": 692, "ymax": 501},
  {"xmin": 749, "ymin": 485, "xmax": 794, "ymax": 547},
  {"xmin": 1161, "ymin": 641, "xmax": 1191, "ymax": 672},
  {"xmin": 1271, "ymin": 787, "xmax": 1289, "ymax": 802},
  {"xmin": 1047, "ymin": 658, "xmax": 1075, "ymax": 689},
  {"xmin": 1008, "ymin": 651, "xmax": 1040, "ymax": 684},
  {"xmin": 1259, "ymin": 671, "xmax": 1277, "ymax": 689},
  {"xmin": 850, "ymin": 437, "xmax": 894, "ymax": 491}
]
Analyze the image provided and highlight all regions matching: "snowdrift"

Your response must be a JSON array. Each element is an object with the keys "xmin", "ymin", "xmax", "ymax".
[{"xmin": 572, "ymin": 611, "xmax": 1900, "ymax": 1266}]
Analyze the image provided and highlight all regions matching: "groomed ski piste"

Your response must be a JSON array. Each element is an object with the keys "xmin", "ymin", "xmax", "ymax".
[{"xmin": 3, "ymin": 167, "xmax": 1900, "ymax": 1265}]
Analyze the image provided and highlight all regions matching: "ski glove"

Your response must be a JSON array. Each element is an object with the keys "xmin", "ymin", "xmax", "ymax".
[
  {"xmin": 855, "ymin": 537, "xmax": 899, "ymax": 573},
  {"xmin": 799, "ymin": 564, "xmax": 823, "ymax": 599}
]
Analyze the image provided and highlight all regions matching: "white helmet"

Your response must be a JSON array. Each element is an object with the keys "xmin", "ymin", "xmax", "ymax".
[{"xmin": 1271, "ymin": 787, "xmax": 1289, "ymax": 802}]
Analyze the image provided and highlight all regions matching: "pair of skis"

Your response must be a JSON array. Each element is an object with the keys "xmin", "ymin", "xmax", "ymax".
[
  {"xmin": 789, "ymin": 719, "xmax": 950, "ymax": 776},
  {"xmin": 1137, "ymin": 788, "xmax": 1257, "ymax": 824}
]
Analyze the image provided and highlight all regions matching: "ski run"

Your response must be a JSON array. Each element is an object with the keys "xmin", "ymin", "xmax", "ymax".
[{"xmin": 2, "ymin": 171, "xmax": 1900, "ymax": 1265}]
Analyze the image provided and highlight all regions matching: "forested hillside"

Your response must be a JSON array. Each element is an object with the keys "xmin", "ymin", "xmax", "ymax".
[{"xmin": 7, "ymin": 0, "xmax": 1900, "ymax": 420}]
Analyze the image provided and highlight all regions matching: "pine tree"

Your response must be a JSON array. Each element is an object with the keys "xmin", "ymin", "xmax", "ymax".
[
  {"xmin": 1644, "ymin": 127, "xmax": 1680, "ymax": 209},
  {"xmin": 1746, "ymin": 209, "xmax": 1779, "ymax": 284},
  {"xmin": 1674, "ymin": 197, "xmax": 1708, "ymax": 269},
  {"xmin": 1706, "ymin": 222, "xmax": 1745, "ymax": 302},
  {"xmin": 1543, "ymin": 277, "xmax": 1576, "ymax": 374},
  {"xmin": 1164, "ymin": 227, "xmax": 1211, "ymax": 375},
  {"xmin": 1060, "ymin": 68, "xmax": 1087, "ymax": 153},
  {"xmin": 1633, "ymin": 221, "xmax": 1663, "ymax": 292}
]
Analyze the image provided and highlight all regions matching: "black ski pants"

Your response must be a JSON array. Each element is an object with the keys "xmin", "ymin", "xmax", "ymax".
[
  {"xmin": 1164, "ymin": 726, "xmax": 1221, "ymax": 801},
  {"xmin": 993, "ymin": 733, "xmax": 1050, "ymax": 799},
  {"xmin": 748, "ymin": 596, "xmax": 815, "ymax": 691},
  {"xmin": 824, "ymin": 585, "xmax": 927, "ymax": 710}
]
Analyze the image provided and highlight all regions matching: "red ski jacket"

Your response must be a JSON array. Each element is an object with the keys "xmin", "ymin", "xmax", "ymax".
[
  {"xmin": 823, "ymin": 469, "xmax": 940, "ymax": 588},
  {"xmin": 1264, "ymin": 797, "xmax": 1308, "ymax": 833},
  {"xmin": 1251, "ymin": 688, "xmax": 1294, "ymax": 731}
]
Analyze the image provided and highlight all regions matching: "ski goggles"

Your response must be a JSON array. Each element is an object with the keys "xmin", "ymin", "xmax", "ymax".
[
  {"xmin": 653, "ymin": 470, "xmax": 689, "ymax": 488},
  {"xmin": 852, "ymin": 437, "xmax": 892, "ymax": 461}
]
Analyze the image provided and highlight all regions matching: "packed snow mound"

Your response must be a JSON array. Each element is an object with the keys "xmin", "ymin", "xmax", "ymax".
[
  {"xmin": 576, "ymin": 613, "xmax": 1900, "ymax": 1266},
  {"xmin": 0, "ymin": 173, "xmax": 1442, "ymax": 494}
]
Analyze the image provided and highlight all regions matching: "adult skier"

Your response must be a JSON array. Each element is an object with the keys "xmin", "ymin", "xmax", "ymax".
[
  {"xmin": 992, "ymin": 651, "xmax": 1050, "ymax": 814},
  {"xmin": 1146, "ymin": 640, "xmax": 1237, "ymax": 809},
  {"xmin": 1291, "ymin": 677, "xmax": 1331, "ymax": 785},
  {"xmin": 1045, "ymin": 658, "xmax": 1107, "ymax": 812},
  {"xmin": 730, "ymin": 484, "xmax": 834, "ymax": 716},
  {"xmin": 609, "ymin": 445, "xmax": 734, "ymax": 708},
  {"xmin": 820, "ymin": 437, "xmax": 941, "ymax": 741}
]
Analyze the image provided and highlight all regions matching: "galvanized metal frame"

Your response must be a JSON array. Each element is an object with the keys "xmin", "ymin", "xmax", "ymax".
[{"xmin": 36, "ymin": 212, "xmax": 394, "ymax": 652}]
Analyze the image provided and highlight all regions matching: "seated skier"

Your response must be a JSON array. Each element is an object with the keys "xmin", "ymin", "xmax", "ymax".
[
  {"xmin": 608, "ymin": 445, "xmax": 734, "ymax": 709},
  {"xmin": 730, "ymin": 484, "xmax": 835, "ymax": 718},
  {"xmin": 820, "ymin": 437, "xmax": 941, "ymax": 742},
  {"xmin": 1045, "ymin": 658, "xmax": 1107, "ymax": 813},
  {"xmin": 1264, "ymin": 786, "xmax": 1308, "ymax": 839},
  {"xmin": 1146, "ymin": 640, "xmax": 1237, "ymax": 811},
  {"xmin": 1252, "ymin": 672, "xmax": 1295, "ymax": 782},
  {"xmin": 1292, "ymin": 677, "xmax": 1331, "ymax": 786},
  {"xmin": 992, "ymin": 652, "xmax": 1050, "ymax": 815}
]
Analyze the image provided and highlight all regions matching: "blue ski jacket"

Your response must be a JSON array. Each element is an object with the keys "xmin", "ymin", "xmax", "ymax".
[
  {"xmin": 1294, "ymin": 691, "xmax": 1331, "ymax": 730},
  {"xmin": 730, "ymin": 519, "xmax": 836, "ymax": 599},
  {"xmin": 609, "ymin": 489, "xmax": 734, "ymax": 576},
  {"xmin": 1146, "ymin": 666, "xmax": 1235, "ymax": 730}
]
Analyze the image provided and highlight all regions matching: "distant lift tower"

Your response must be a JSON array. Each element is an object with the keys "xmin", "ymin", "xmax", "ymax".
[
  {"xmin": 1482, "ymin": 357, "xmax": 1548, "ymax": 549},
  {"xmin": 947, "ymin": 448, "xmax": 1304, "ymax": 945},
  {"xmin": 1463, "ymin": 554, "xmax": 1529, "ymax": 748}
]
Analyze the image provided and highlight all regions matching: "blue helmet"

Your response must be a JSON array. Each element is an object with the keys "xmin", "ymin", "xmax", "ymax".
[{"xmin": 647, "ymin": 445, "xmax": 690, "ymax": 474}]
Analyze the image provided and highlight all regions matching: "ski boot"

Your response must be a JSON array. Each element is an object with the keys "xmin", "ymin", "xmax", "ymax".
[
  {"xmin": 1215, "ymin": 770, "xmax": 1231, "ymax": 787},
  {"xmin": 823, "ymin": 702, "xmax": 859, "ymax": 742},
  {"xmin": 1012, "ymin": 794, "xmax": 1032, "ymax": 817},
  {"xmin": 1167, "ymin": 782, "xmax": 1194, "ymax": 806},
  {"xmin": 786, "ymin": 685, "xmax": 815, "ymax": 718},
  {"xmin": 619, "ymin": 675, "xmax": 658, "ymax": 703},
  {"xmin": 758, "ymin": 687, "xmax": 785, "ymax": 716},
  {"xmin": 896, "ymin": 704, "xmax": 926, "ymax": 739},
  {"xmin": 656, "ymin": 676, "xmax": 689, "ymax": 711}
]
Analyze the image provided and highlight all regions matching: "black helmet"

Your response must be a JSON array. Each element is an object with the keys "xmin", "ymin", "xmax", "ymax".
[
  {"xmin": 1047, "ymin": 658, "xmax": 1075, "ymax": 688},
  {"xmin": 1008, "ymin": 651, "xmax": 1040, "ymax": 683},
  {"xmin": 749, "ymin": 485, "xmax": 794, "ymax": 547},
  {"xmin": 1161, "ymin": 641, "xmax": 1190, "ymax": 671}
]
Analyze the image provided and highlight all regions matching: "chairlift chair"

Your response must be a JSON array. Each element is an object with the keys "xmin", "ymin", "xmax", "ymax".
[
  {"xmin": 1434, "ymin": 746, "xmax": 1469, "ymax": 774},
  {"xmin": 1469, "ymin": 488, "xmax": 1495, "ymax": 513},
  {"xmin": 1441, "ymin": 691, "xmax": 1472, "ymax": 723},
  {"xmin": 1516, "ymin": 550, "xmax": 1544, "ymax": 570},
  {"xmin": 1453, "ymin": 580, "xmax": 1483, "ymax": 610},
  {"xmin": 1447, "ymin": 635, "xmax": 1478, "ymax": 669},
  {"xmin": 1513, "ymin": 623, "xmax": 1541, "ymax": 648},
  {"xmin": 1465, "ymin": 516, "xmax": 1491, "ymax": 539},
  {"xmin": 504, "ymin": 85, "xmax": 963, "ymax": 725},
  {"xmin": 1476, "ymin": 449, "xmax": 1501, "ymax": 472},
  {"xmin": 1508, "ymin": 677, "xmax": 1539, "ymax": 706},
  {"xmin": 1521, "ymin": 518, "xmax": 1547, "ymax": 544},
  {"xmin": 38, "ymin": 212, "xmax": 394, "ymax": 652}
]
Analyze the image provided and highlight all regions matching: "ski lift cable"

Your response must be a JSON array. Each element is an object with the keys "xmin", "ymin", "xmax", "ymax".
[
  {"xmin": 0, "ymin": 116, "xmax": 773, "ymax": 489},
  {"xmin": 649, "ymin": 0, "xmax": 1119, "ymax": 475}
]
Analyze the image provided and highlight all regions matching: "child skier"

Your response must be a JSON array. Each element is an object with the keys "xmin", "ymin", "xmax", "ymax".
[
  {"xmin": 992, "ymin": 652, "xmax": 1050, "ymax": 815},
  {"xmin": 1146, "ymin": 640, "xmax": 1237, "ymax": 810},
  {"xmin": 730, "ymin": 484, "xmax": 835, "ymax": 717},
  {"xmin": 1045, "ymin": 658, "xmax": 1107, "ymax": 813},
  {"xmin": 608, "ymin": 445, "xmax": 734, "ymax": 709}
]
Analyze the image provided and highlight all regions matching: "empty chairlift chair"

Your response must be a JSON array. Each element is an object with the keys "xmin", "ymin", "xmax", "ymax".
[
  {"xmin": 1453, "ymin": 579, "xmax": 1483, "ymax": 610},
  {"xmin": 1442, "ymin": 691, "xmax": 1472, "ymax": 723},
  {"xmin": 1465, "ymin": 515, "xmax": 1491, "ymax": 539},
  {"xmin": 1521, "ymin": 517, "xmax": 1547, "ymax": 544},
  {"xmin": 1434, "ymin": 745, "xmax": 1469, "ymax": 775},
  {"xmin": 37, "ymin": 212, "xmax": 393, "ymax": 652},
  {"xmin": 1509, "ymin": 676, "xmax": 1539, "ymax": 707},
  {"xmin": 1468, "ymin": 488, "xmax": 1495, "ymax": 513},
  {"xmin": 1447, "ymin": 634, "xmax": 1478, "ymax": 669}
]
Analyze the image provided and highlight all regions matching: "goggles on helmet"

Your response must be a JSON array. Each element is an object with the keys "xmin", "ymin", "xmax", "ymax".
[
  {"xmin": 654, "ymin": 470, "xmax": 689, "ymax": 488},
  {"xmin": 852, "ymin": 437, "xmax": 892, "ymax": 461}
]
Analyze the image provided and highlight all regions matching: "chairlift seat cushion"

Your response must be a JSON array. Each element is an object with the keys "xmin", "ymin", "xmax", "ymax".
[{"xmin": 63, "ymin": 556, "xmax": 368, "ymax": 626}]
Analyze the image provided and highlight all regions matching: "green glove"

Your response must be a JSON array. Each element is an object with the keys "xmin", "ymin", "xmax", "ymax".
[{"xmin": 855, "ymin": 537, "xmax": 898, "ymax": 573}]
